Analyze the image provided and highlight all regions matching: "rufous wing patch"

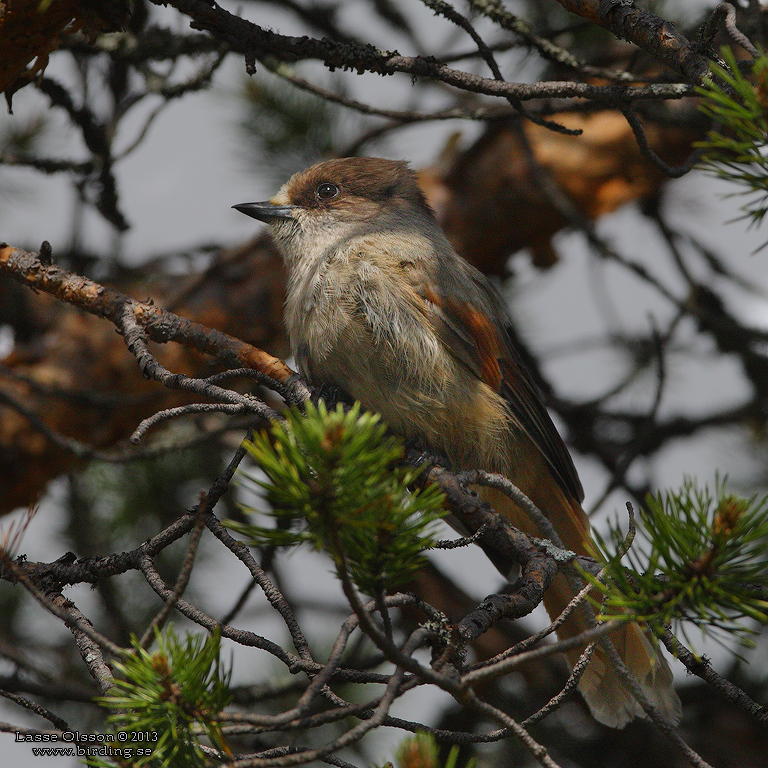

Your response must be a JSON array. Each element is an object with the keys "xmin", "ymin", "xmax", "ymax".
[
  {"xmin": 417, "ymin": 279, "xmax": 582, "ymax": 504},
  {"xmin": 445, "ymin": 298, "xmax": 503, "ymax": 391},
  {"xmin": 420, "ymin": 284, "xmax": 504, "ymax": 391}
]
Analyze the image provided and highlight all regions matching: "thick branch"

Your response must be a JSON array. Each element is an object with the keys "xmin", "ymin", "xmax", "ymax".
[
  {"xmin": 552, "ymin": 0, "xmax": 712, "ymax": 83},
  {"xmin": 0, "ymin": 244, "xmax": 308, "ymax": 403},
  {"xmin": 153, "ymin": 0, "xmax": 695, "ymax": 102}
]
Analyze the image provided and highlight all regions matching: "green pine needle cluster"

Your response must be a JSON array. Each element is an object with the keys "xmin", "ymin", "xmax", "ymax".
[
  {"xmin": 590, "ymin": 478, "xmax": 768, "ymax": 643},
  {"xmin": 376, "ymin": 731, "xmax": 475, "ymax": 768},
  {"xmin": 95, "ymin": 628, "xmax": 232, "ymax": 767},
  {"xmin": 229, "ymin": 401, "xmax": 445, "ymax": 596},
  {"xmin": 696, "ymin": 47, "xmax": 768, "ymax": 243}
]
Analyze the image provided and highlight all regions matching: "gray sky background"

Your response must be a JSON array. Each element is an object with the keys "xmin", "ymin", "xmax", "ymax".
[{"xmin": 2, "ymin": 1, "xmax": 768, "ymax": 765}]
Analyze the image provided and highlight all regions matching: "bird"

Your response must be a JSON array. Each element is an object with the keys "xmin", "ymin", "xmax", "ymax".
[{"xmin": 233, "ymin": 156, "xmax": 682, "ymax": 728}]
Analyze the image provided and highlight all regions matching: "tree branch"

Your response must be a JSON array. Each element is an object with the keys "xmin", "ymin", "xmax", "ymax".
[
  {"xmin": 152, "ymin": 0, "xmax": 695, "ymax": 104},
  {"xmin": 0, "ymin": 244, "xmax": 310, "ymax": 405}
]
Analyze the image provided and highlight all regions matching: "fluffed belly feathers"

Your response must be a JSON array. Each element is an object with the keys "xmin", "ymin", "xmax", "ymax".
[{"xmin": 283, "ymin": 253, "xmax": 518, "ymax": 475}]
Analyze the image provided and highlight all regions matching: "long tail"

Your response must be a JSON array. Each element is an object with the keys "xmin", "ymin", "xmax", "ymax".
[
  {"xmin": 543, "ymin": 570, "xmax": 681, "ymax": 727},
  {"xmin": 480, "ymin": 485, "xmax": 682, "ymax": 728}
]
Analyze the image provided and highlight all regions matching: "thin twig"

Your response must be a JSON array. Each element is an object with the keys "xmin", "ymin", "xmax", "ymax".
[
  {"xmin": 131, "ymin": 401, "xmax": 250, "ymax": 442},
  {"xmin": 139, "ymin": 504, "xmax": 208, "ymax": 648},
  {"xmin": 419, "ymin": 0, "xmax": 579, "ymax": 135},
  {"xmin": 468, "ymin": 0, "xmax": 638, "ymax": 83},
  {"xmin": 596, "ymin": 636, "xmax": 713, "ymax": 768},
  {"xmin": 660, "ymin": 630, "xmax": 768, "ymax": 726},
  {"xmin": 0, "ymin": 689, "xmax": 70, "ymax": 731},
  {"xmin": 0, "ymin": 554, "xmax": 124, "ymax": 660},
  {"xmin": 522, "ymin": 643, "xmax": 596, "ymax": 726},
  {"xmin": 620, "ymin": 104, "xmax": 703, "ymax": 177},
  {"xmin": 462, "ymin": 689, "xmax": 562, "ymax": 768},
  {"xmin": 699, "ymin": 3, "xmax": 760, "ymax": 59},
  {"xmin": 469, "ymin": 574, "xmax": 603, "ymax": 671}
]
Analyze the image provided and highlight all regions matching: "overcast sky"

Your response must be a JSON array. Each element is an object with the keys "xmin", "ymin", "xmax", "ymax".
[{"xmin": 3, "ymin": 2, "xmax": 768, "ymax": 765}]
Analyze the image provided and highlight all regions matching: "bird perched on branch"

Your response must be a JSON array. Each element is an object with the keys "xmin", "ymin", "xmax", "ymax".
[{"xmin": 234, "ymin": 156, "xmax": 681, "ymax": 728}]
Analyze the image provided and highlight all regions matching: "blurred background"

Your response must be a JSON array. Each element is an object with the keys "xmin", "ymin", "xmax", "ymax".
[{"xmin": 2, "ymin": 1, "xmax": 768, "ymax": 766}]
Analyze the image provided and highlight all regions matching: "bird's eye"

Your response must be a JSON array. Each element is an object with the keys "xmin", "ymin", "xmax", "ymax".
[{"xmin": 316, "ymin": 182, "xmax": 339, "ymax": 200}]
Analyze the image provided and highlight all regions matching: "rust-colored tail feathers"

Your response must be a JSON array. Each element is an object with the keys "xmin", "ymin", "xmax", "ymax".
[
  {"xmin": 543, "ymin": 566, "xmax": 682, "ymax": 728},
  {"xmin": 482, "ymin": 484, "xmax": 682, "ymax": 729}
]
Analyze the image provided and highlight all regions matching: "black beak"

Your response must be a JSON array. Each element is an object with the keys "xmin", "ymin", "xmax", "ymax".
[{"xmin": 232, "ymin": 201, "xmax": 296, "ymax": 222}]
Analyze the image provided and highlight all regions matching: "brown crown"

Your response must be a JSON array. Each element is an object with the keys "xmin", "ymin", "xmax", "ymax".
[{"xmin": 284, "ymin": 157, "xmax": 433, "ymax": 215}]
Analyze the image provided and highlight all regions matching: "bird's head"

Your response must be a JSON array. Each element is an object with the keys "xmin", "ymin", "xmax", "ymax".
[{"xmin": 233, "ymin": 157, "xmax": 435, "ymax": 265}]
